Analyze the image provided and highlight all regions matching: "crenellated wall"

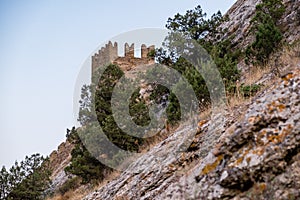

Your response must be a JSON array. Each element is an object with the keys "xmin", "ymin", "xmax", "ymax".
[
  {"xmin": 91, "ymin": 41, "xmax": 155, "ymax": 74},
  {"xmin": 92, "ymin": 41, "xmax": 118, "ymax": 73}
]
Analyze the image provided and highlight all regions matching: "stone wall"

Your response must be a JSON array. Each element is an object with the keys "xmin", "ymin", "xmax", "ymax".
[
  {"xmin": 91, "ymin": 41, "xmax": 155, "ymax": 74},
  {"xmin": 92, "ymin": 41, "xmax": 118, "ymax": 73}
]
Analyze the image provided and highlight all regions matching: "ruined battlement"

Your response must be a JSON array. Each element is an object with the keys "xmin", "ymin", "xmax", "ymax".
[{"xmin": 92, "ymin": 41, "xmax": 155, "ymax": 73}]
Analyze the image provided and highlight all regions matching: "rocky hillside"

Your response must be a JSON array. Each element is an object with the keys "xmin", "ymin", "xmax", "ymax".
[
  {"xmin": 83, "ymin": 65, "xmax": 300, "ymax": 199},
  {"xmin": 46, "ymin": 0, "xmax": 300, "ymax": 199},
  {"xmin": 221, "ymin": 0, "xmax": 300, "ymax": 48}
]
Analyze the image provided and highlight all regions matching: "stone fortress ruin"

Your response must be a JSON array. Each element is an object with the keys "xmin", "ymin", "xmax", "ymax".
[{"xmin": 92, "ymin": 41, "xmax": 155, "ymax": 73}]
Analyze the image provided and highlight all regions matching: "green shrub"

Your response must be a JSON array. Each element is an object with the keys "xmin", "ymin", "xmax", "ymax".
[
  {"xmin": 154, "ymin": 5, "xmax": 242, "ymax": 124},
  {"xmin": 65, "ymin": 127, "xmax": 111, "ymax": 184},
  {"xmin": 240, "ymin": 84, "xmax": 262, "ymax": 97},
  {"xmin": 58, "ymin": 177, "xmax": 81, "ymax": 195},
  {"xmin": 129, "ymin": 89, "xmax": 151, "ymax": 126},
  {"xmin": 246, "ymin": 0, "xmax": 285, "ymax": 65}
]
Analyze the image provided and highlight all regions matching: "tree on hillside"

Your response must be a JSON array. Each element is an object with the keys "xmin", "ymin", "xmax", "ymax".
[
  {"xmin": 65, "ymin": 64, "xmax": 150, "ymax": 185},
  {"xmin": 0, "ymin": 154, "xmax": 51, "ymax": 200},
  {"xmin": 94, "ymin": 64, "xmax": 144, "ymax": 151},
  {"xmin": 0, "ymin": 166, "xmax": 9, "ymax": 199},
  {"xmin": 166, "ymin": 5, "xmax": 225, "ymax": 41},
  {"xmin": 65, "ymin": 127, "xmax": 110, "ymax": 184},
  {"xmin": 155, "ymin": 5, "xmax": 240, "ymax": 124},
  {"xmin": 255, "ymin": 0, "xmax": 285, "ymax": 23},
  {"xmin": 78, "ymin": 85, "xmax": 97, "ymax": 126},
  {"xmin": 246, "ymin": 0, "xmax": 286, "ymax": 64}
]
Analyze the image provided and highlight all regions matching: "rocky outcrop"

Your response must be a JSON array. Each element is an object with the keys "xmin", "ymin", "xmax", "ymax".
[
  {"xmin": 47, "ymin": 141, "xmax": 74, "ymax": 194},
  {"xmin": 220, "ymin": 0, "xmax": 260, "ymax": 48},
  {"xmin": 281, "ymin": 0, "xmax": 300, "ymax": 43},
  {"xmin": 221, "ymin": 0, "xmax": 300, "ymax": 49},
  {"xmin": 192, "ymin": 69, "xmax": 300, "ymax": 199}
]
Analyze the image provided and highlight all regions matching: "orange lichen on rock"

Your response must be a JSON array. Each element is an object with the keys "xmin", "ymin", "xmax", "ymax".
[
  {"xmin": 277, "ymin": 104, "xmax": 286, "ymax": 112},
  {"xmin": 252, "ymin": 147, "xmax": 265, "ymax": 156},
  {"xmin": 281, "ymin": 72, "xmax": 295, "ymax": 86},
  {"xmin": 198, "ymin": 120, "xmax": 208, "ymax": 127},
  {"xmin": 246, "ymin": 157, "xmax": 252, "ymax": 164},
  {"xmin": 281, "ymin": 72, "xmax": 295, "ymax": 81},
  {"xmin": 201, "ymin": 155, "xmax": 224, "ymax": 175},
  {"xmin": 248, "ymin": 115, "xmax": 261, "ymax": 124},
  {"xmin": 267, "ymin": 101, "xmax": 286, "ymax": 113},
  {"xmin": 196, "ymin": 119, "xmax": 209, "ymax": 133},
  {"xmin": 267, "ymin": 124, "xmax": 293, "ymax": 144},
  {"xmin": 253, "ymin": 182, "xmax": 267, "ymax": 194},
  {"xmin": 255, "ymin": 129, "xmax": 267, "ymax": 145},
  {"xmin": 236, "ymin": 156, "xmax": 244, "ymax": 165},
  {"xmin": 232, "ymin": 147, "xmax": 251, "ymax": 166}
]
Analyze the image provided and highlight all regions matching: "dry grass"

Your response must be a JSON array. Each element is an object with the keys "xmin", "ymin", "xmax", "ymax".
[
  {"xmin": 46, "ymin": 186, "xmax": 91, "ymax": 200},
  {"xmin": 227, "ymin": 94, "xmax": 250, "ymax": 109},
  {"xmin": 243, "ymin": 65, "xmax": 272, "ymax": 86},
  {"xmin": 96, "ymin": 170, "xmax": 121, "ymax": 189},
  {"xmin": 225, "ymin": 41, "xmax": 300, "ymax": 119},
  {"xmin": 199, "ymin": 107, "xmax": 212, "ymax": 120},
  {"xmin": 140, "ymin": 127, "xmax": 174, "ymax": 153},
  {"xmin": 239, "ymin": 40, "xmax": 300, "ymax": 90},
  {"xmin": 47, "ymin": 170, "xmax": 122, "ymax": 200},
  {"xmin": 264, "ymin": 40, "xmax": 300, "ymax": 77}
]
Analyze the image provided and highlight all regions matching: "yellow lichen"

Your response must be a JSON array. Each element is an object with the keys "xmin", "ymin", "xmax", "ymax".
[
  {"xmin": 253, "ymin": 182, "xmax": 267, "ymax": 194},
  {"xmin": 201, "ymin": 155, "xmax": 223, "ymax": 175},
  {"xmin": 232, "ymin": 147, "xmax": 252, "ymax": 167},
  {"xmin": 248, "ymin": 116, "xmax": 261, "ymax": 124},
  {"xmin": 277, "ymin": 104, "xmax": 286, "ymax": 112},
  {"xmin": 246, "ymin": 157, "xmax": 252, "ymax": 164},
  {"xmin": 236, "ymin": 156, "xmax": 244, "ymax": 165},
  {"xmin": 252, "ymin": 147, "xmax": 265, "ymax": 156},
  {"xmin": 198, "ymin": 119, "xmax": 208, "ymax": 127}
]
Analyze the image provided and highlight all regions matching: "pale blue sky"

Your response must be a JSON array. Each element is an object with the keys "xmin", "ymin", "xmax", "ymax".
[{"xmin": 0, "ymin": 0, "xmax": 236, "ymax": 168}]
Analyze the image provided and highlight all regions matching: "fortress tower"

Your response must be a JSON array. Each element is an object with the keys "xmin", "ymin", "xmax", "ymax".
[
  {"xmin": 91, "ymin": 41, "xmax": 155, "ymax": 74},
  {"xmin": 91, "ymin": 41, "xmax": 118, "ymax": 73}
]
